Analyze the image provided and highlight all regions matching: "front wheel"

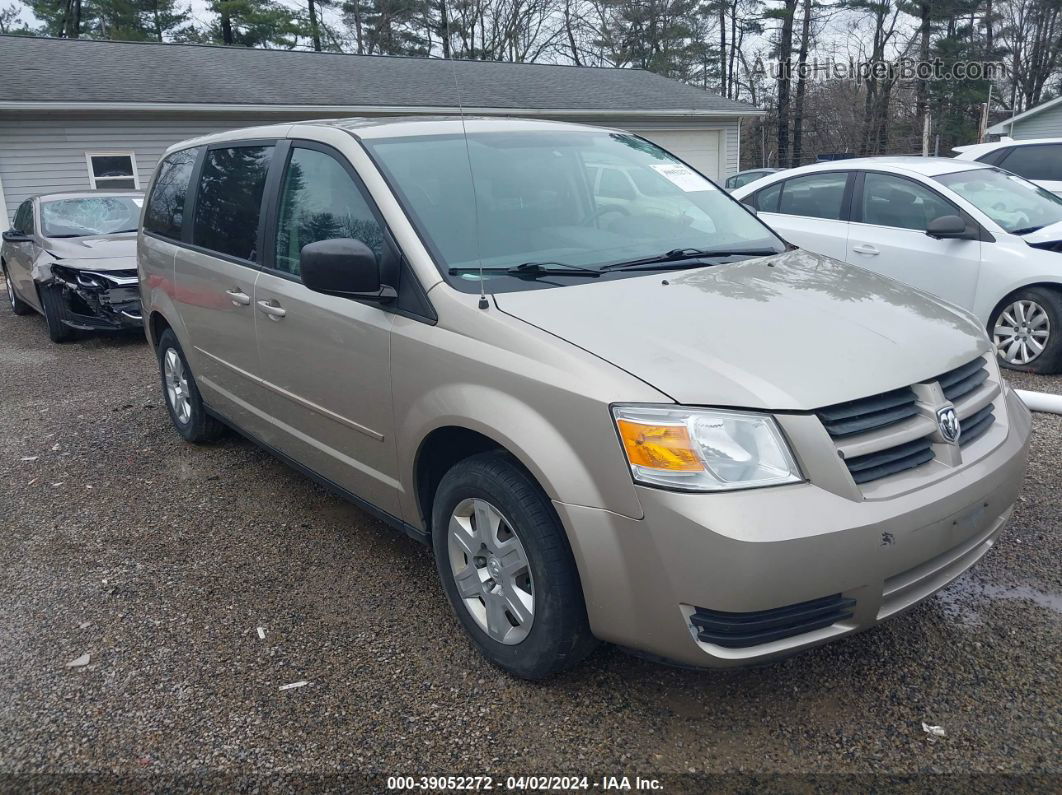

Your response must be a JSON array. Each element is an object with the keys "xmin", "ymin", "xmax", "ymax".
[
  {"xmin": 38, "ymin": 283, "xmax": 76, "ymax": 343},
  {"xmin": 157, "ymin": 329, "xmax": 225, "ymax": 443},
  {"xmin": 432, "ymin": 452, "xmax": 597, "ymax": 679},
  {"xmin": 991, "ymin": 288, "xmax": 1062, "ymax": 374}
]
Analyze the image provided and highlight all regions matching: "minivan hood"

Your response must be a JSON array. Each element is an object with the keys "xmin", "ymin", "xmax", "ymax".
[
  {"xmin": 494, "ymin": 250, "xmax": 990, "ymax": 410},
  {"xmin": 44, "ymin": 234, "xmax": 137, "ymax": 270}
]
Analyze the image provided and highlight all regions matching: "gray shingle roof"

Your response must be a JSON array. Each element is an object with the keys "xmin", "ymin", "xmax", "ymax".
[{"xmin": 0, "ymin": 35, "xmax": 760, "ymax": 115}]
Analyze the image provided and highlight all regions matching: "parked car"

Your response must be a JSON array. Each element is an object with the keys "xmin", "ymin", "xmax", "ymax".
[
  {"xmin": 140, "ymin": 120, "xmax": 1031, "ymax": 679},
  {"xmin": 724, "ymin": 168, "xmax": 781, "ymax": 192},
  {"xmin": 1, "ymin": 191, "xmax": 144, "ymax": 342},
  {"xmin": 953, "ymin": 138, "xmax": 1062, "ymax": 197},
  {"xmin": 732, "ymin": 157, "xmax": 1062, "ymax": 372}
]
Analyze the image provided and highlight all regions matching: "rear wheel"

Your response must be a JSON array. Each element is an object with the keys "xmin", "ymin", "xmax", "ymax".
[
  {"xmin": 1, "ymin": 260, "xmax": 32, "ymax": 316},
  {"xmin": 37, "ymin": 283, "xmax": 76, "ymax": 343},
  {"xmin": 157, "ymin": 329, "xmax": 225, "ymax": 443},
  {"xmin": 432, "ymin": 452, "xmax": 597, "ymax": 679},
  {"xmin": 991, "ymin": 287, "xmax": 1062, "ymax": 374}
]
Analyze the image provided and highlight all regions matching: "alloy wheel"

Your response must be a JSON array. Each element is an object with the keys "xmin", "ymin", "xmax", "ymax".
[
  {"xmin": 163, "ymin": 347, "xmax": 192, "ymax": 424},
  {"xmin": 994, "ymin": 299, "xmax": 1051, "ymax": 365},
  {"xmin": 447, "ymin": 497, "xmax": 535, "ymax": 645}
]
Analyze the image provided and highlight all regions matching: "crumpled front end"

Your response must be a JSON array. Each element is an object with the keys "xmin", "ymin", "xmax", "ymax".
[{"xmin": 45, "ymin": 263, "xmax": 143, "ymax": 330}]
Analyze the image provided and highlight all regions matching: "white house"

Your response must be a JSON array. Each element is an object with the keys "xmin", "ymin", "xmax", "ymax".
[
  {"xmin": 0, "ymin": 35, "xmax": 762, "ymax": 224},
  {"xmin": 988, "ymin": 95, "xmax": 1062, "ymax": 140}
]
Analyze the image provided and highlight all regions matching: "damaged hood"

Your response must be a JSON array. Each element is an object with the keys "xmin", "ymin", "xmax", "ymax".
[
  {"xmin": 494, "ymin": 250, "xmax": 990, "ymax": 411},
  {"xmin": 44, "ymin": 233, "xmax": 137, "ymax": 271}
]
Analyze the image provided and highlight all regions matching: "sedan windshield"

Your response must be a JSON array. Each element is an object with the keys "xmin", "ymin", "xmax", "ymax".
[
  {"xmin": 41, "ymin": 196, "xmax": 142, "ymax": 238},
  {"xmin": 364, "ymin": 130, "xmax": 784, "ymax": 292},
  {"xmin": 935, "ymin": 167, "xmax": 1062, "ymax": 234}
]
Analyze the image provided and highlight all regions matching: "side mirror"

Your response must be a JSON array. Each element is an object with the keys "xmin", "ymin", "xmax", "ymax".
[
  {"xmin": 926, "ymin": 215, "xmax": 971, "ymax": 239},
  {"xmin": 299, "ymin": 238, "xmax": 395, "ymax": 302},
  {"xmin": 742, "ymin": 202, "xmax": 758, "ymax": 215},
  {"xmin": 2, "ymin": 229, "xmax": 30, "ymax": 243}
]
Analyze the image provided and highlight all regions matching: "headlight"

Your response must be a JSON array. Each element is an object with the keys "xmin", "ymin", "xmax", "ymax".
[{"xmin": 612, "ymin": 405, "xmax": 803, "ymax": 492}]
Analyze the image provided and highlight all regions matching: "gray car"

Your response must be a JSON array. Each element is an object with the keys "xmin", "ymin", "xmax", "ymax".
[
  {"xmin": 1, "ymin": 191, "xmax": 144, "ymax": 342},
  {"xmin": 138, "ymin": 119, "xmax": 1032, "ymax": 679}
]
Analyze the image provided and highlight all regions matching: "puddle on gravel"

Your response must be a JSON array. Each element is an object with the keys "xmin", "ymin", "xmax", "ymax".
[{"xmin": 935, "ymin": 576, "xmax": 1062, "ymax": 627}]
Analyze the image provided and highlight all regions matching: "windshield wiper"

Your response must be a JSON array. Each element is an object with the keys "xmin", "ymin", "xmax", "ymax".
[
  {"xmin": 448, "ymin": 261, "xmax": 601, "ymax": 278},
  {"xmin": 1012, "ymin": 225, "xmax": 1044, "ymax": 236},
  {"xmin": 113, "ymin": 228, "xmax": 139, "ymax": 234},
  {"xmin": 601, "ymin": 247, "xmax": 780, "ymax": 272}
]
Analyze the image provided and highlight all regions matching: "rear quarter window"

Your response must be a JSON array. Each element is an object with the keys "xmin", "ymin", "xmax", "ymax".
[
  {"xmin": 191, "ymin": 145, "xmax": 274, "ymax": 261},
  {"xmin": 144, "ymin": 147, "xmax": 201, "ymax": 240}
]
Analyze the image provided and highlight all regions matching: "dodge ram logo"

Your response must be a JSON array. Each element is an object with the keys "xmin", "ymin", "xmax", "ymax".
[{"xmin": 937, "ymin": 406, "xmax": 961, "ymax": 445}]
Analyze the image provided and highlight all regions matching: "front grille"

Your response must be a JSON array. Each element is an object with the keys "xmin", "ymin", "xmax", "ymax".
[
  {"xmin": 960, "ymin": 403, "xmax": 995, "ymax": 446},
  {"xmin": 844, "ymin": 437, "xmax": 935, "ymax": 484},
  {"xmin": 690, "ymin": 594, "xmax": 856, "ymax": 648},
  {"xmin": 939, "ymin": 357, "xmax": 989, "ymax": 402},
  {"xmin": 814, "ymin": 354, "xmax": 1000, "ymax": 487},
  {"xmin": 815, "ymin": 387, "xmax": 919, "ymax": 437}
]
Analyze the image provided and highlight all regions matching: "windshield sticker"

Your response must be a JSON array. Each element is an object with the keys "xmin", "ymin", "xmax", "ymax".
[
  {"xmin": 650, "ymin": 164, "xmax": 716, "ymax": 192},
  {"xmin": 131, "ymin": 198, "xmax": 143, "ymax": 207}
]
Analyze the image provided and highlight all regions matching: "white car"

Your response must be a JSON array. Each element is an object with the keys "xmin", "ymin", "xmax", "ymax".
[
  {"xmin": 731, "ymin": 157, "xmax": 1062, "ymax": 372},
  {"xmin": 953, "ymin": 138, "xmax": 1062, "ymax": 197}
]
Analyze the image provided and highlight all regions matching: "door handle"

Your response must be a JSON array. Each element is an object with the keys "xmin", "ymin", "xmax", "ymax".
[
  {"xmin": 225, "ymin": 288, "xmax": 251, "ymax": 306},
  {"xmin": 852, "ymin": 244, "xmax": 879, "ymax": 256},
  {"xmin": 256, "ymin": 299, "xmax": 287, "ymax": 320}
]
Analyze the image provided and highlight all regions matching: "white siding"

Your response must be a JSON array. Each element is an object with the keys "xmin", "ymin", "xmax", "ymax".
[
  {"xmin": 0, "ymin": 113, "xmax": 748, "ymax": 224},
  {"xmin": 0, "ymin": 115, "xmax": 261, "ymax": 224},
  {"xmin": 1012, "ymin": 103, "xmax": 1062, "ymax": 139}
]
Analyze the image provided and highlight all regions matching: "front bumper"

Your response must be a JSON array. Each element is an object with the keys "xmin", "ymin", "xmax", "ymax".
[
  {"xmin": 47, "ymin": 266, "xmax": 143, "ymax": 331},
  {"xmin": 557, "ymin": 388, "xmax": 1032, "ymax": 668}
]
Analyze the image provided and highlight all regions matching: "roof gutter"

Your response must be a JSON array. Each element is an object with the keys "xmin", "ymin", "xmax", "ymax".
[{"xmin": 0, "ymin": 101, "xmax": 764, "ymax": 117}]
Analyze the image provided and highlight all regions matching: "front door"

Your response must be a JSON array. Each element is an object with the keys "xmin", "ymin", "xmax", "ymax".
[
  {"xmin": 846, "ymin": 171, "xmax": 980, "ymax": 309},
  {"xmin": 253, "ymin": 143, "xmax": 400, "ymax": 515},
  {"xmin": 5, "ymin": 200, "xmax": 41, "ymax": 311}
]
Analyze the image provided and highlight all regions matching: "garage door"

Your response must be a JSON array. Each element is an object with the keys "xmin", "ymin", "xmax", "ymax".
[{"xmin": 632, "ymin": 129, "xmax": 722, "ymax": 182}]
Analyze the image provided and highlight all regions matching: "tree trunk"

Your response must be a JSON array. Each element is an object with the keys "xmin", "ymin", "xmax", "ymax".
[
  {"xmin": 791, "ymin": 0, "xmax": 812, "ymax": 168},
  {"xmin": 718, "ymin": 5, "xmax": 726, "ymax": 97},
  {"xmin": 71, "ymin": 0, "xmax": 81, "ymax": 38},
  {"xmin": 563, "ymin": 0, "xmax": 580, "ymax": 65},
  {"xmin": 914, "ymin": 2, "xmax": 930, "ymax": 150},
  {"xmin": 776, "ymin": 0, "xmax": 798, "ymax": 169},
  {"xmin": 221, "ymin": 7, "xmax": 234, "ymax": 44},
  {"xmin": 308, "ymin": 0, "xmax": 322, "ymax": 51},
  {"xmin": 439, "ymin": 0, "xmax": 450, "ymax": 58}
]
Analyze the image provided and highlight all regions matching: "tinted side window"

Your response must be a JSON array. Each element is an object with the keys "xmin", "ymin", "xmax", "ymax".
[
  {"xmin": 753, "ymin": 182, "xmax": 781, "ymax": 212},
  {"xmin": 144, "ymin": 147, "xmax": 200, "ymax": 240},
  {"xmin": 192, "ymin": 145, "xmax": 274, "ymax": 261},
  {"xmin": 976, "ymin": 147, "xmax": 1011, "ymax": 166},
  {"xmin": 273, "ymin": 147, "xmax": 384, "ymax": 277},
  {"xmin": 999, "ymin": 144, "xmax": 1062, "ymax": 182},
  {"xmin": 861, "ymin": 172, "xmax": 957, "ymax": 231},
  {"xmin": 778, "ymin": 173, "xmax": 848, "ymax": 220}
]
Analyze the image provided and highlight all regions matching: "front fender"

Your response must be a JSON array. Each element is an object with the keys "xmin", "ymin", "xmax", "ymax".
[{"xmin": 397, "ymin": 382, "xmax": 645, "ymax": 529}]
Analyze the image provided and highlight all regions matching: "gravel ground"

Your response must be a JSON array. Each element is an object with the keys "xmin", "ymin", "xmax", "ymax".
[{"xmin": 0, "ymin": 279, "xmax": 1059, "ymax": 791}]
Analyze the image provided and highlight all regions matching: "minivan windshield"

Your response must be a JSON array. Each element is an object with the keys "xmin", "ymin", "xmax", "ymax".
[
  {"xmin": 41, "ymin": 196, "xmax": 142, "ymax": 238},
  {"xmin": 364, "ymin": 130, "xmax": 785, "ymax": 292},
  {"xmin": 935, "ymin": 167, "xmax": 1062, "ymax": 234}
]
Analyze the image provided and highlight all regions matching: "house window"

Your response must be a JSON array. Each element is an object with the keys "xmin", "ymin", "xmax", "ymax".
[{"xmin": 85, "ymin": 152, "xmax": 140, "ymax": 190}]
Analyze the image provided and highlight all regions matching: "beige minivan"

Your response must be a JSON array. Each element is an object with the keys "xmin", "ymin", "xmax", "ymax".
[{"xmin": 138, "ymin": 118, "xmax": 1031, "ymax": 678}]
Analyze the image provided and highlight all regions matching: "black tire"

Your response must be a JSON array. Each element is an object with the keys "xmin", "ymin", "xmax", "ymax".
[
  {"xmin": 1, "ymin": 260, "xmax": 33, "ymax": 316},
  {"xmin": 37, "ymin": 283, "xmax": 77, "ymax": 343},
  {"xmin": 990, "ymin": 287, "xmax": 1062, "ymax": 374},
  {"xmin": 156, "ymin": 328, "xmax": 225, "ymax": 443},
  {"xmin": 432, "ymin": 452, "xmax": 597, "ymax": 679}
]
